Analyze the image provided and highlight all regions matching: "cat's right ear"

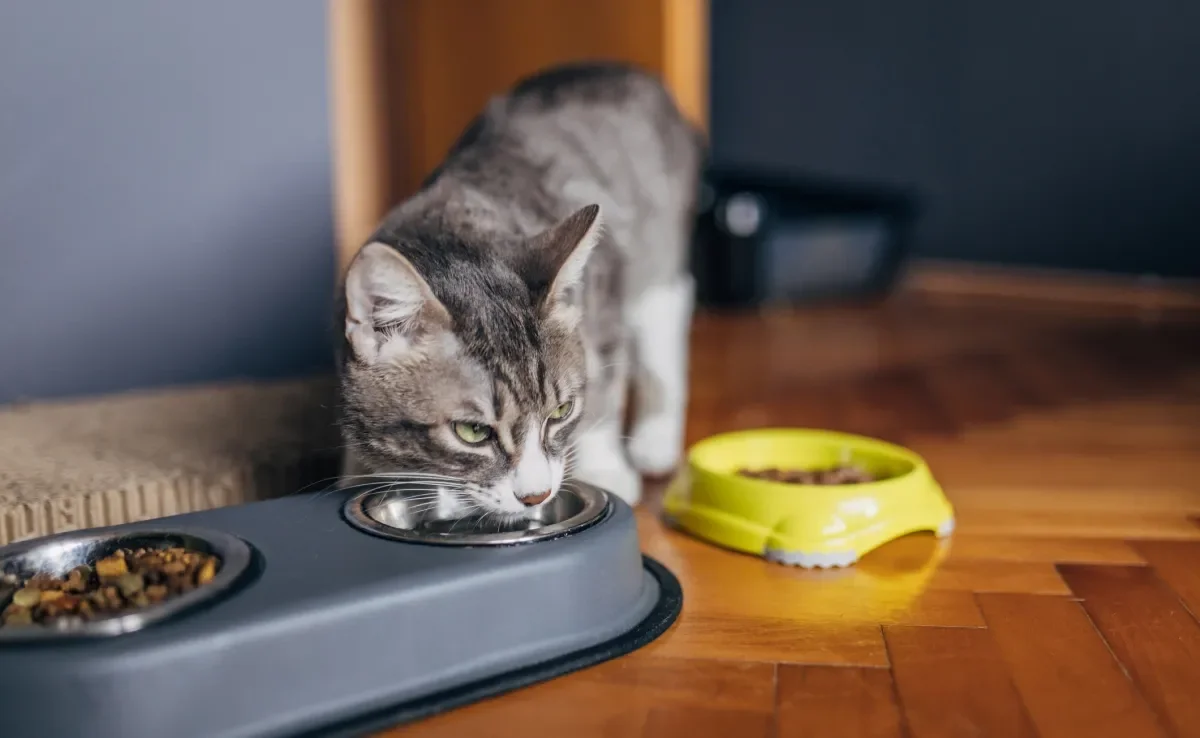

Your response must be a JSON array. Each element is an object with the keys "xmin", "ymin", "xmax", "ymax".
[
  {"xmin": 343, "ymin": 242, "xmax": 451, "ymax": 363},
  {"xmin": 527, "ymin": 204, "xmax": 604, "ymax": 327}
]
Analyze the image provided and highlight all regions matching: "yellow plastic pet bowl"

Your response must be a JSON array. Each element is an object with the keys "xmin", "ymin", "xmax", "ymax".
[{"xmin": 662, "ymin": 428, "xmax": 955, "ymax": 568}]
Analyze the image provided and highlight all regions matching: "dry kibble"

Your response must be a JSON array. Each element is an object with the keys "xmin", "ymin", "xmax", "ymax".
[
  {"xmin": 0, "ymin": 545, "xmax": 221, "ymax": 631},
  {"xmin": 27, "ymin": 573, "xmax": 58, "ymax": 590},
  {"xmin": 95, "ymin": 556, "xmax": 128, "ymax": 578},
  {"xmin": 64, "ymin": 567, "xmax": 90, "ymax": 593},
  {"xmin": 736, "ymin": 464, "xmax": 878, "ymax": 486},
  {"xmin": 101, "ymin": 586, "xmax": 123, "ymax": 610},
  {"xmin": 12, "ymin": 588, "xmax": 42, "ymax": 608},
  {"xmin": 196, "ymin": 559, "xmax": 217, "ymax": 586},
  {"xmin": 116, "ymin": 573, "xmax": 144, "ymax": 598}
]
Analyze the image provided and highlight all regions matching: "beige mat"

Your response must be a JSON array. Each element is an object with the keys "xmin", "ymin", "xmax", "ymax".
[{"xmin": 0, "ymin": 376, "xmax": 341, "ymax": 545}]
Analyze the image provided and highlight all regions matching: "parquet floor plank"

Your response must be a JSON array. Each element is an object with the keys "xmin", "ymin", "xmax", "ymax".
[
  {"xmin": 944, "ymin": 535, "xmax": 1145, "ymax": 564},
  {"xmin": 1130, "ymin": 541, "xmax": 1200, "ymax": 620},
  {"xmin": 1059, "ymin": 565, "xmax": 1200, "ymax": 737},
  {"xmin": 885, "ymin": 625, "xmax": 1038, "ymax": 738},
  {"xmin": 978, "ymin": 593, "xmax": 1167, "ymax": 738},
  {"xmin": 640, "ymin": 707, "xmax": 774, "ymax": 738},
  {"xmin": 953, "ymin": 509, "xmax": 1200, "ymax": 541},
  {"xmin": 776, "ymin": 666, "xmax": 905, "ymax": 738},
  {"xmin": 384, "ymin": 655, "xmax": 776, "ymax": 738},
  {"xmin": 578, "ymin": 656, "xmax": 777, "ymax": 712},
  {"xmin": 644, "ymin": 613, "xmax": 888, "ymax": 667}
]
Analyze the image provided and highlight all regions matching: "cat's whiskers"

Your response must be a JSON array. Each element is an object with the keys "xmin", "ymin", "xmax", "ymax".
[
  {"xmin": 308, "ymin": 480, "xmax": 400, "ymax": 502},
  {"xmin": 288, "ymin": 469, "xmax": 471, "ymax": 499},
  {"xmin": 381, "ymin": 499, "xmax": 452, "ymax": 515},
  {"xmin": 308, "ymin": 478, "xmax": 472, "ymax": 504},
  {"xmin": 367, "ymin": 488, "xmax": 478, "ymax": 514},
  {"xmin": 339, "ymin": 471, "xmax": 469, "ymax": 484},
  {"xmin": 371, "ymin": 491, "xmax": 460, "ymax": 501},
  {"xmin": 588, "ymin": 360, "xmax": 627, "ymax": 375},
  {"xmin": 312, "ymin": 439, "xmax": 375, "ymax": 454},
  {"xmin": 375, "ymin": 483, "xmax": 471, "ymax": 493},
  {"xmin": 472, "ymin": 509, "xmax": 498, "ymax": 532},
  {"xmin": 445, "ymin": 503, "xmax": 487, "ymax": 533}
]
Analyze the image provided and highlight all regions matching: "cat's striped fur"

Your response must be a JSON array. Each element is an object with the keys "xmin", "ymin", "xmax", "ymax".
[{"xmin": 338, "ymin": 62, "xmax": 703, "ymax": 515}]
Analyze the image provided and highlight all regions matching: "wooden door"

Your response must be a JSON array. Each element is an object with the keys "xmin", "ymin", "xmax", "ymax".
[{"xmin": 329, "ymin": 0, "xmax": 709, "ymax": 271}]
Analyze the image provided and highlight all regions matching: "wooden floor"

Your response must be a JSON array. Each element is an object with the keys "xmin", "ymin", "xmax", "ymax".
[{"xmin": 385, "ymin": 287, "xmax": 1200, "ymax": 738}]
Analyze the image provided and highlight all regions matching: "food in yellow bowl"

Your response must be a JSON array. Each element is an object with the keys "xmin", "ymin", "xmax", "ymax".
[
  {"xmin": 735, "ymin": 464, "xmax": 877, "ymax": 485},
  {"xmin": 662, "ymin": 428, "xmax": 955, "ymax": 568}
]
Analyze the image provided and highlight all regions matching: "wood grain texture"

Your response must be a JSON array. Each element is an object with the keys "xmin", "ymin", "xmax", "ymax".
[
  {"xmin": 978, "ymin": 593, "xmax": 1167, "ymax": 738},
  {"xmin": 776, "ymin": 666, "xmax": 904, "ymax": 738},
  {"xmin": 902, "ymin": 259, "xmax": 1200, "ymax": 313},
  {"xmin": 645, "ymin": 613, "xmax": 888, "ymax": 667},
  {"xmin": 327, "ymin": 0, "xmax": 392, "ymax": 271},
  {"xmin": 384, "ymin": 656, "xmax": 775, "ymax": 738},
  {"xmin": 1130, "ymin": 541, "xmax": 1200, "ymax": 619},
  {"xmin": 1059, "ymin": 565, "xmax": 1200, "ymax": 737},
  {"xmin": 886, "ymin": 625, "xmax": 1038, "ymax": 738},
  {"xmin": 377, "ymin": 286, "xmax": 1200, "ymax": 736},
  {"xmin": 579, "ymin": 656, "xmax": 777, "ymax": 712},
  {"xmin": 641, "ymin": 707, "xmax": 773, "ymax": 738},
  {"xmin": 945, "ymin": 535, "xmax": 1146, "ymax": 565}
]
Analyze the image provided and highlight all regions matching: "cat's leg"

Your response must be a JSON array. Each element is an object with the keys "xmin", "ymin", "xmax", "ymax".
[
  {"xmin": 571, "ymin": 419, "xmax": 641, "ymax": 506},
  {"xmin": 569, "ymin": 341, "xmax": 642, "ymax": 505},
  {"xmin": 626, "ymin": 274, "xmax": 694, "ymax": 476}
]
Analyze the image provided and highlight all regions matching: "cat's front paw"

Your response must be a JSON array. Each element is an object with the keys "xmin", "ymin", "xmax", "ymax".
[
  {"xmin": 571, "ymin": 457, "xmax": 642, "ymax": 507},
  {"xmin": 628, "ymin": 414, "xmax": 684, "ymax": 477}
]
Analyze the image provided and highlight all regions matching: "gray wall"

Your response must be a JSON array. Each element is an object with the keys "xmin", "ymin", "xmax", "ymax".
[
  {"xmin": 711, "ymin": 0, "xmax": 1200, "ymax": 278},
  {"xmin": 0, "ymin": 1, "xmax": 335, "ymax": 404}
]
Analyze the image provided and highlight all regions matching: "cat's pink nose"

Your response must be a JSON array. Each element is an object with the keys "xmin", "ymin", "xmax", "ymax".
[{"xmin": 519, "ymin": 490, "xmax": 552, "ymax": 506}]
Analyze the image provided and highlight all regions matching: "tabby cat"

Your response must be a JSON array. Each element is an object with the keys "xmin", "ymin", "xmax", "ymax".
[{"xmin": 338, "ymin": 62, "xmax": 703, "ymax": 518}]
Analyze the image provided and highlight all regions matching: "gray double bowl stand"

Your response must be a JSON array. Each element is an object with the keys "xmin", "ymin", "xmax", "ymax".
[{"xmin": 0, "ymin": 483, "xmax": 681, "ymax": 737}]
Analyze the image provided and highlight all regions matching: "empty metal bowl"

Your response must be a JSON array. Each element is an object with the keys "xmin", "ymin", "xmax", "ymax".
[
  {"xmin": 343, "ymin": 483, "xmax": 612, "ymax": 546},
  {"xmin": 0, "ymin": 528, "xmax": 253, "ymax": 642}
]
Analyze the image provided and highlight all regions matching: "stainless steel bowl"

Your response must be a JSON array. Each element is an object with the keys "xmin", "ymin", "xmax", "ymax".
[
  {"xmin": 0, "ymin": 528, "xmax": 252, "ymax": 642},
  {"xmin": 343, "ymin": 483, "xmax": 612, "ymax": 546}
]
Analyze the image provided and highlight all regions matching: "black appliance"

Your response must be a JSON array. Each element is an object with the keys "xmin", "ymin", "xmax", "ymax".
[{"xmin": 691, "ymin": 168, "xmax": 920, "ymax": 308}]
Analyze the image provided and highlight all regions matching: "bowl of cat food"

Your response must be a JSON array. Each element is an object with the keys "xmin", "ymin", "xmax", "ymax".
[
  {"xmin": 0, "ymin": 528, "xmax": 252, "ymax": 641},
  {"xmin": 662, "ymin": 428, "xmax": 954, "ymax": 567}
]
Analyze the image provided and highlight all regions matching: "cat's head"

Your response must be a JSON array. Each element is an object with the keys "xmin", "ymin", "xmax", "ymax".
[{"xmin": 338, "ymin": 204, "xmax": 603, "ymax": 516}]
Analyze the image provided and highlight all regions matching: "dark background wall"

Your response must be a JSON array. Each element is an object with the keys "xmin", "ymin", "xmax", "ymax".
[
  {"xmin": 710, "ymin": 0, "xmax": 1200, "ymax": 278},
  {"xmin": 0, "ymin": 1, "xmax": 335, "ymax": 404}
]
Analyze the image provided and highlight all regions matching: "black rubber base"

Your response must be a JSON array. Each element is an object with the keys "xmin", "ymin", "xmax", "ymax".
[{"xmin": 303, "ymin": 556, "xmax": 682, "ymax": 737}]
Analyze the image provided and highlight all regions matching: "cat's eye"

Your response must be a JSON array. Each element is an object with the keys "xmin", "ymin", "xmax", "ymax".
[
  {"xmin": 452, "ymin": 421, "xmax": 493, "ymax": 445},
  {"xmin": 549, "ymin": 400, "xmax": 574, "ymax": 420}
]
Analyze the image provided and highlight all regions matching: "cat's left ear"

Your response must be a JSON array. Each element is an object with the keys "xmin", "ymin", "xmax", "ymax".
[
  {"xmin": 527, "ymin": 204, "xmax": 604, "ymax": 326},
  {"xmin": 343, "ymin": 242, "xmax": 452, "ymax": 363}
]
